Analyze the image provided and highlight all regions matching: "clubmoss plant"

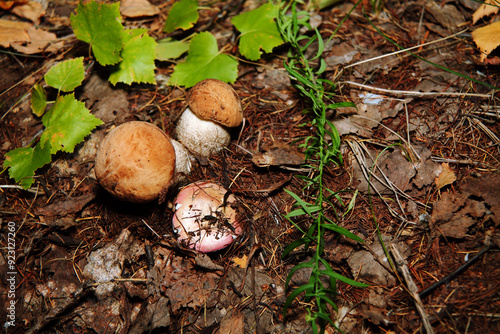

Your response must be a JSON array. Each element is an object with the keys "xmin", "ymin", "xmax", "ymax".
[{"xmin": 277, "ymin": 1, "xmax": 367, "ymax": 333}]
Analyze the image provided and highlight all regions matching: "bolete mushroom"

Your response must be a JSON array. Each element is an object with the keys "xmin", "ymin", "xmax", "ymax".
[
  {"xmin": 95, "ymin": 121, "xmax": 175, "ymax": 203},
  {"xmin": 172, "ymin": 182, "xmax": 241, "ymax": 253},
  {"xmin": 175, "ymin": 79, "xmax": 243, "ymax": 159}
]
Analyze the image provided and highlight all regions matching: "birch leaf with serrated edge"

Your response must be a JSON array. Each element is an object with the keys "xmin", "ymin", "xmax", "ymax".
[
  {"xmin": 70, "ymin": 1, "xmax": 124, "ymax": 65},
  {"xmin": 231, "ymin": 3, "xmax": 284, "ymax": 61},
  {"xmin": 3, "ymin": 141, "xmax": 52, "ymax": 189},
  {"xmin": 109, "ymin": 29, "xmax": 157, "ymax": 85},
  {"xmin": 163, "ymin": 0, "xmax": 198, "ymax": 33},
  {"xmin": 169, "ymin": 32, "xmax": 238, "ymax": 87},
  {"xmin": 44, "ymin": 57, "xmax": 85, "ymax": 92},
  {"xmin": 40, "ymin": 93, "xmax": 103, "ymax": 154}
]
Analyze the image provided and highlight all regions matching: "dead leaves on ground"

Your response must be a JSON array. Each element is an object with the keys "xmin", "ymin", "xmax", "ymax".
[{"xmin": 471, "ymin": 0, "xmax": 500, "ymax": 63}]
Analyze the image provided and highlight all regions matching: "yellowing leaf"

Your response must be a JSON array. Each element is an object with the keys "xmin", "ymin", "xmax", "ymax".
[
  {"xmin": 232, "ymin": 255, "xmax": 248, "ymax": 268},
  {"xmin": 472, "ymin": 21, "xmax": 500, "ymax": 62},
  {"xmin": 435, "ymin": 163, "xmax": 456, "ymax": 189},
  {"xmin": 472, "ymin": 0, "xmax": 500, "ymax": 25}
]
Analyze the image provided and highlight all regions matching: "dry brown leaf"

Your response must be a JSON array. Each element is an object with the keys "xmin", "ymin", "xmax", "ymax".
[
  {"xmin": 120, "ymin": 0, "xmax": 159, "ymax": 17},
  {"xmin": 232, "ymin": 254, "xmax": 248, "ymax": 268},
  {"xmin": 0, "ymin": 0, "xmax": 28, "ymax": 10},
  {"xmin": 217, "ymin": 309, "xmax": 245, "ymax": 334},
  {"xmin": 11, "ymin": 25, "xmax": 62, "ymax": 54},
  {"xmin": 434, "ymin": 163, "xmax": 456, "ymax": 189},
  {"xmin": 472, "ymin": 21, "xmax": 500, "ymax": 62},
  {"xmin": 0, "ymin": 19, "xmax": 62, "ymax": 54},
  {"xmin": 11, "ymin": 1, "xmax": 45, "ymax": 24},
  {"xmin": 0, "ymin": 19, "xmax": 31, "ymax": 47},
  {"xmin": 472, "ymin": 0, "xmax": 500, "ymax": 25}
]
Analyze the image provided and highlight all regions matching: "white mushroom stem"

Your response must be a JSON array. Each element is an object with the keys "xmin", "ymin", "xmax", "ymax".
[
  {"xmin": 171, "ymin": 139, "xmax": 194, "ymax": 176},
  {"xmin": 175, "ymin": 107, "xmax": 231, "ymax": 158}
]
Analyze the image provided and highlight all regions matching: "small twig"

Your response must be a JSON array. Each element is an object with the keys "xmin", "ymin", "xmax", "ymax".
[
  {"xmin": 419, "ymin": 244, "xmax": 492, "ymax": 299},
  {"xmin": 342, "ymin": 81, "xmax": 494, "ymax": 98},
  {"xmin": 390, "ymin": 244, "xmax": 434, "ymax": 334}
]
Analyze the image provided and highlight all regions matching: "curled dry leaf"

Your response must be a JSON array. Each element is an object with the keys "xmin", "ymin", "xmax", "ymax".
[
  {"xmin": 472, "ymin": 0, "xmax": 500, "ymax": 25},
  {"xmin": 472, "ymin": 21, "xmax": 500, "ymax": 62},
  {"xmin": 120, "ymin": 0, "xmax": 159, "ymax": 18},
  {"xmin": 434, "ymin": 162, "xmax": 456, "ymax": 189},
  {"xmin": 0, "ymin": 19, "xmax": 62, "ymax": 54}
]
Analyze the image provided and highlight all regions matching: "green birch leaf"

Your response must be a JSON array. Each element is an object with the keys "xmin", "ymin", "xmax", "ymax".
[
  {"xmin": 156, "ymin": 38, "xmax": 190, "ymax": 61},
  {"xmin": 3, "ymin": 141, "xmax": 52, "ymax": 189},
  {"xmin": 109, "ymin": 29, "xmax": 157, "ymax": 85},
  {"xmin": 163, "ymin": 0, "xmax": 199, "ymax": 33},
  {"xmin": 40, "ymin": 93, "xmax": 103, "ymax": 154},
  {"xmin": 231, "ymin": 3, "xmax": 284, "ymax": 61},
  {"xmin": 169, "ymin": 32, "xmax": 238, "ymax": 87},
  {"xmin": 31, "ymin": 83, "xmax": 47, "ymax": 116},
  {"xmin": 44, "ymin": 57, "xmax": 85, "ymax": 92},
  {"xmin": 70, "ymin": 0, "xmax": 124, "ymax": 65}
]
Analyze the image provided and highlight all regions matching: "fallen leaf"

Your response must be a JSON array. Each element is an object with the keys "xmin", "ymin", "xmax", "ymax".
[
  {"xmin": 434, "ymin": 162, "xmax": 456, "ymax": 189},
  {"xmin": 120, "ymin": 0, "xmax": 159, "ymax": 18},
  {"xmin": 11, "ymin": 1, "xmax": 45, "ymax": 24},
  {"xmin": 472, "ymin": 0, "xmax": 500, "ymax": 25},
  {"xmin": 232, "ymin": 254, "xmax": 248, "ymax": 268},
  {"xmin": 0, "ymin": 0, "xmax": 28, "ymax": 10},
  {"xmin": 0, "ymin": 19, "xmax": 63, "ymax": 54},
  {"xmin": 472, "ymin": 21, "xmax": 500, "ymax": 62},
  {"xmin": 217, "ymin": 309, "xmax": 244, "ymax": 334},
  {"xmin": 0, "ymin": 19, "xmax": 31, "ymax": 47},
  {"xmin": 252, "ymin": 144, "xmax": 305, "ymax": 167}
]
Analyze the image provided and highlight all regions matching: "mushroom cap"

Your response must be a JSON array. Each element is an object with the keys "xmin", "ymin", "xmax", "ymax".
[
  {"xmin": 95, "ymin": 121, "xmax": 175, "ymax": 203},
  {"xmin": 172, "ymin": 182, "xmax": 241, "ymax": 253},
  {"xmin": 187, "ymin": 79, "xmax": 243, "ymax": 127}
]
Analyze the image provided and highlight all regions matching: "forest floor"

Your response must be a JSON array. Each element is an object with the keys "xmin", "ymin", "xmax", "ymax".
[{"xmin": 0, "ymin": 0, "xmax": 499, "ymax": 333}]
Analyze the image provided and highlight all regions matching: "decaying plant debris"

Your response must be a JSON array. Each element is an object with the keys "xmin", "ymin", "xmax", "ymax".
[{"xmin": 1, "ymin": 0, "xmax": 499, "ymax": 333}]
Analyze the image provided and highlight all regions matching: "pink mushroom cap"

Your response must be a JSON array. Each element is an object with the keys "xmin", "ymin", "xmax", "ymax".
[{"xmin": 172, "ymin": 182, "xmax": 241, "ymax": 253}]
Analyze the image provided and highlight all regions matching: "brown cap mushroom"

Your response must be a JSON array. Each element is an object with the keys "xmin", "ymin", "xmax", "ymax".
[
  {"xmin": 175, "ymin": 79, "xmax": 243, "ymax": 158},
  {"xmin": 95, "ymin": 121, "xmax": 175, "ymax": 203},
  {"xmin": 187, "ymin": 79, "xmax": 243, "ymax": 127}
]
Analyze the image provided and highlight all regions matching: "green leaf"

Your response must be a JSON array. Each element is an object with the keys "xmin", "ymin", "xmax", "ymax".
[
  {"xmin": 286, "ymin": 205, "xmax": 321, "ymax": 218},
  {"xmin": 319, "ymin": 270, "xmax": 369, "ymax": 287},
  {"xmin": 31, "ymin": 83, "xmax": 47, "ymax": 116},
  {"xmin": 70, "ymin": 0, "xmax": 124, "ymax": 65},
  {"xmin": 156, "ymin": 38, "xmax": 190, "ymax": 61},
  {"xmin": 109, "ymin": 29, "xmax": 157, "ymax": 85},
  {"xmin": 44, "ymin": 57, "xmax": 85, "ymax": 92},
  {"xmin": 163, "ymin": 0, "xmax": 199, "ymax": 33},
  {"xmin": 231, "ymin": 3, "xmax": 284, "ymax": 60},
  {"xmin": 284, "ymin": 189, "xmax": 316, "ymax": 217},
  {"xmin": 169, "ymin": 32, "xmax": 238, "ymax": 87},
  {"xmin": 283, "ymin": 282, "xmax": 315, "ymax": 316},
  {"xmin": 322, "ymin": 217, "xmax": 364, "ymax": 243},
  {"xmin": 3, "ymin": 141, "xmax": 52, "ymax": 189},
  {"xmin": 40, "ymin": 93, "xmax": 103, "ymax": 154}
]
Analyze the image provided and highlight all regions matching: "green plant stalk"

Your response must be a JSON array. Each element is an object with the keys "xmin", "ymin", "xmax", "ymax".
[{"xmin": 278, "ymin": 1, "xmax": 367, "ymax": 332}]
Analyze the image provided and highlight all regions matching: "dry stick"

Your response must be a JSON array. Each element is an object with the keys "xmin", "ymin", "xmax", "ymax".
[
  {"xmin": 341, "ymin": 81, "xmax": 494, "ymax": 98},
  {"xmin": 344, "ymin": 29, "xmax": 467, "ymax": 70},
  {"xmin": 390, "ymin": 244, "xmax": 435, "ymax": 334},
  {"xmin": 418, "ymin": 244, "xmax": 492, "ymax": 299}
]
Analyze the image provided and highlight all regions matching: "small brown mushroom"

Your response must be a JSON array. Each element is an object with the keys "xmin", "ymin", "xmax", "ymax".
[
  {"xmin": 175, "ymin": 79, "xmax": 243, "ymax": 158},
  {"xmin": 95, "ymin": 121, "xmax": 175, "ymax": 203}
]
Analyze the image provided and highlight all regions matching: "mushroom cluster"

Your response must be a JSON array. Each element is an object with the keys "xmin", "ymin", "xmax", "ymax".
[{"xmin": 94, "ymin": 79, "xmax": 243, "ymax": 252}]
